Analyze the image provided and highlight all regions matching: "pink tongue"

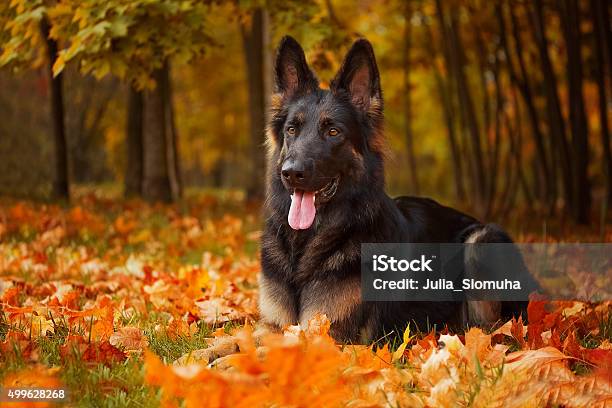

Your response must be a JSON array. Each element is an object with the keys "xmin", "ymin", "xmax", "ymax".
[{"xmin": 288, "ymin": 190, "xmax": 316, "ymax": 230}]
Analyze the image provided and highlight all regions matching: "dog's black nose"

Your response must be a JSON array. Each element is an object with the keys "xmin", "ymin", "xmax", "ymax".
[{"xmin": 281, "ymin": 159, "xmax": 311, "ymax": 186}]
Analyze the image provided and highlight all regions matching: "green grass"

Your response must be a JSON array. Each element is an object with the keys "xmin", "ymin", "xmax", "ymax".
[
  {"xmin": 0, "ymin": 306, "xmax": 232, "ymax": 407},
  {"xmin": 61, "ymin": 358, "xmax": 158, "ymax": 408},
  {"xmin": 147, "ymin": 326, "xmax": 212, "ymax": 363},
  {"xmin": 0, "ymin": 319, "xmax": 221, "ymax": 407}
]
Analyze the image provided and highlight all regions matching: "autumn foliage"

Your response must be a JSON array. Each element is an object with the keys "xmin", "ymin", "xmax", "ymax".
[
  {"xmin": 0, "ymin": 194, "xmax": 609, "ymax": 406},
  {"xmin": 144, "ymin": 308, "xmax": 612, "ymax": 407},
  {"xmin": 0, "ymin": 0, "xmax": 611, "ymax": 404}
]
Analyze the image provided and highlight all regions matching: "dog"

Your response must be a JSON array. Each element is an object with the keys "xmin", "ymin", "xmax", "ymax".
[{"xmin": 259, "ymin": 36, "xmax": 537, "ymax": 343}]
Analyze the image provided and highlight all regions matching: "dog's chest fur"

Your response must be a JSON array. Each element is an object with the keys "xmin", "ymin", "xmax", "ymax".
[
  {"xmin": 260, "ymin": 228, "xmax": 364, "ymax": 340},
  {"xmin": 259, "ymin": 192, "xmax": 410, "ymax": 341}
]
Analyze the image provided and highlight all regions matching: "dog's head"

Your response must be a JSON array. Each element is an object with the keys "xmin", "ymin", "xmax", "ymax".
[{"xmin": 267, "ymin": 36, "xmax": 386, "ymax": 231}]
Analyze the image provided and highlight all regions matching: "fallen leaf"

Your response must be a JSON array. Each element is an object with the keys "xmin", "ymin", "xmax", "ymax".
[
  {"xmin": 82, "ymin": 341, "xmax": 127, "ymax": 367},
  {"xmin": 109, "ymin": 326, "xmax": 149, "ymax": 351}
]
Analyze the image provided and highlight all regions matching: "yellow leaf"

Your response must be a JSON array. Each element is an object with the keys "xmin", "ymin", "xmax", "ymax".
[
  {"xmin": 31, "ymin": 315, "xmax": 54, "ymax": 337},
  {"xmin": 402, "ymin": 323, "xmax": 411, "ymax": 343},
  {"xmin": 128, "ymin": 228, "xmax": 152, "ymax": 244},
  {"xmin": 392, "ymin": 342, "xmax": 408, "ymax": 362},
  {"xmin": 392, "ymin": 324, "xmax": 413, "ymax": 362},
  {"xmin": 52, "ymin": 54, "xmax": 65, "ymax": 76},
  {"xmin": 46, "ymin": 3, "xmax": 72, "ymax": 19}
]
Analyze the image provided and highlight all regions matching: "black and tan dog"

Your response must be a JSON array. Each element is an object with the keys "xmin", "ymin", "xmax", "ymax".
[{"xmin": 259, "ymin": 36, "xmax": 535, "ymax": 343}]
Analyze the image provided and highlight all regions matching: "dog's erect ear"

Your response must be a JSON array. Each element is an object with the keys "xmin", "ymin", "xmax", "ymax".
[
  {"xmin": 274, "ymin": 36, "xmax": 318, "ymax": 99},
  {"xmin": 331, "ymin": 39, "xmax": 381, "ymax": 111}
]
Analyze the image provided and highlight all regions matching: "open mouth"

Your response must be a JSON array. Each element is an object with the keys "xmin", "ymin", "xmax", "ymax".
[
  {"xmin": 315, "ymin": 176, "xmax": 340, "ymax": 202},
  {"xmin": 287, "ymin": 176, "xmax": 340, "ymax": 230}
]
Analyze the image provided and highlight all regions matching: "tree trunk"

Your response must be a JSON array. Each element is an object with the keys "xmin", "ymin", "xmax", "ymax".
[
  {"xmin": 403, "ymin": 1, "xmax": 419, "ymax": 195},
  {"xmin": 509, "ymin": 88, "xmax": 533, "ymax": 209},
  {"xmin": 497, "ymin": 3, "xmax": 550, "ymax": 207},
  {"xmin": 41, "ymin": 18, "xmax": 69, "ymax": 201},
  {"xmin": 142, "ymin": 61, "xmax": 180, "ymax": 203},
  {"xmin": 423, "ymin": 15, "xmax": 465, "ymax": 201},
  {"xmin": 530, "ymin": 0, "xmax": 573, "ymax": 213},
  {"xmin": 125, "ymin": 86, "xmax": 144, "ymax": 197},
  {"xmin": 164, "ymin": 62, "xmax": 182, "ymax": 199},
  {"xmin": 468, "ymin": 3, "xmax": 499, "ymax": 214},
  {"xmin": 69, "ymin": 75, "xmax": 95, "ymax": 183},
  {"xmin": 468, "ymin": 6, "xmax": 492, "ymax": 148},
  {"xmin": 590, "ymin": 0, "xmax": 612, "ymax": 204},
  {"xmin": 241, "ymin": 8, "xmax": 267, "ymax": 201},
  {"xmin": 560, "ymin": 0, "xmax": 591, "ymax": 224},
  {"xmin": 487, "ymin": 51, "xmax": 503, "ymax": 216},
  {"xmin": 496, "ymin": 4, "xmax": 538, "ymax": 213},
  {"xmin": 437, "ymin": 0, "xmax": 486, "ymax": 213}
]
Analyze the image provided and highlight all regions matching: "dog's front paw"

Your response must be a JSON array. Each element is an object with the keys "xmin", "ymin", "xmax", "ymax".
[{"xmin": 174, "ymin": 336, "xmax": 239, "ymax": 366}]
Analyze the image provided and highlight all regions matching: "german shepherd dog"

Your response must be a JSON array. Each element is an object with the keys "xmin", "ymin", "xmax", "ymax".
[{"xmin": 259, "ymin": 36, "xmax": 535, "ymax": 343}]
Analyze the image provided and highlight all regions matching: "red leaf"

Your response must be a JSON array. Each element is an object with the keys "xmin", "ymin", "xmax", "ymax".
[
  {"xmin": 562, "ymin": 331, "xmax": 582, "ymax": 359},
  {"xmin": 1, "ymin": 286, "xmax": 21, "ymax": 305},
  {"xmin": 527, "ymin": 300, "xmax": 547, "ymax": 324},
  {"xmin": 416, "ymin": 329, "xmax": 437, "ymax": 350},
  {"xmin": 510, "ymin": 316, "xmax": 526, "ymax": 348},
  {"xmin": 82, "ymin": 341, "xmax": 126, "ymax": 366},
  {"xmin": 583, "ymin": 348, "xmax": 612, "ymax": 369},
  {"xmin": 549, "ymin": 329, "xmax": 562, "ymax": 350},
  {"xmin": 527, "ymin": 323, "xmax": 545, "ymax": 349},
  {"xmin": 543, "ymin": 311, "xmax": 560, "ymax": 330}
]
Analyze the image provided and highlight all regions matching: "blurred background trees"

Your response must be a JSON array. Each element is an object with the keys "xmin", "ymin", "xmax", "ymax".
[{"xmin": 0, "ymin": 0, "xmax": 610, "ymax": 227}]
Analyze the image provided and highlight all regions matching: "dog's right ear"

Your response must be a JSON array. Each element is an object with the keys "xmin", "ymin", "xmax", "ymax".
[{"xmin": 274, "ymin": 36, "xmax": 318, "ymax": 99}]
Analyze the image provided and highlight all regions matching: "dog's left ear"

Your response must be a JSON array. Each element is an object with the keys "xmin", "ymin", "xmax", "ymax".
[{"xmin": 331, "ymin": 39, "xmax": 381, "ymax": 112}]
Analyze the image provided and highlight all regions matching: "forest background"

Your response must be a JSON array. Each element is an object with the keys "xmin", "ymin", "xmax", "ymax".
[
  {"xmin": 1, "ymin": 2, "xmax": 611, "ymax": 406},
  {"xmin": 1, "ymin": 0, "xmax": 610, "ymax": 231}
]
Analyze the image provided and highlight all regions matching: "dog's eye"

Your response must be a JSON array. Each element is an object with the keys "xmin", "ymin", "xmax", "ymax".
[
  {"xmin": 328, "ymin": 128, "xmax": 340, "ymax": 137},
  {"xmin": 286, "ymin": 126, "xmax": 296, "ymax": 136}
]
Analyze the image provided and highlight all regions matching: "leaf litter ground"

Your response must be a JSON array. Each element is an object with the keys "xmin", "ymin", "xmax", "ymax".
[{"xmin": 0, "ymin": 191, "xmax": 610, "ymax": 407}]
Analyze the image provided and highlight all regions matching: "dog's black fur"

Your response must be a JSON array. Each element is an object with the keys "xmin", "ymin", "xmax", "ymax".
[{"xmin": 259, "ymin": 36, "xmax": 534, "ymax": 343}]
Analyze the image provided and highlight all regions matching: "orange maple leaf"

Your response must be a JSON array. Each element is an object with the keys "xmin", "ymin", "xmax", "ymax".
[
  {"xmin": 109, "ymin": 326, "xmax": 149, "ymax": 351},
  {"xmin": 464, "ymin": 327, "xmax": 491, "ymax": 362}
]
